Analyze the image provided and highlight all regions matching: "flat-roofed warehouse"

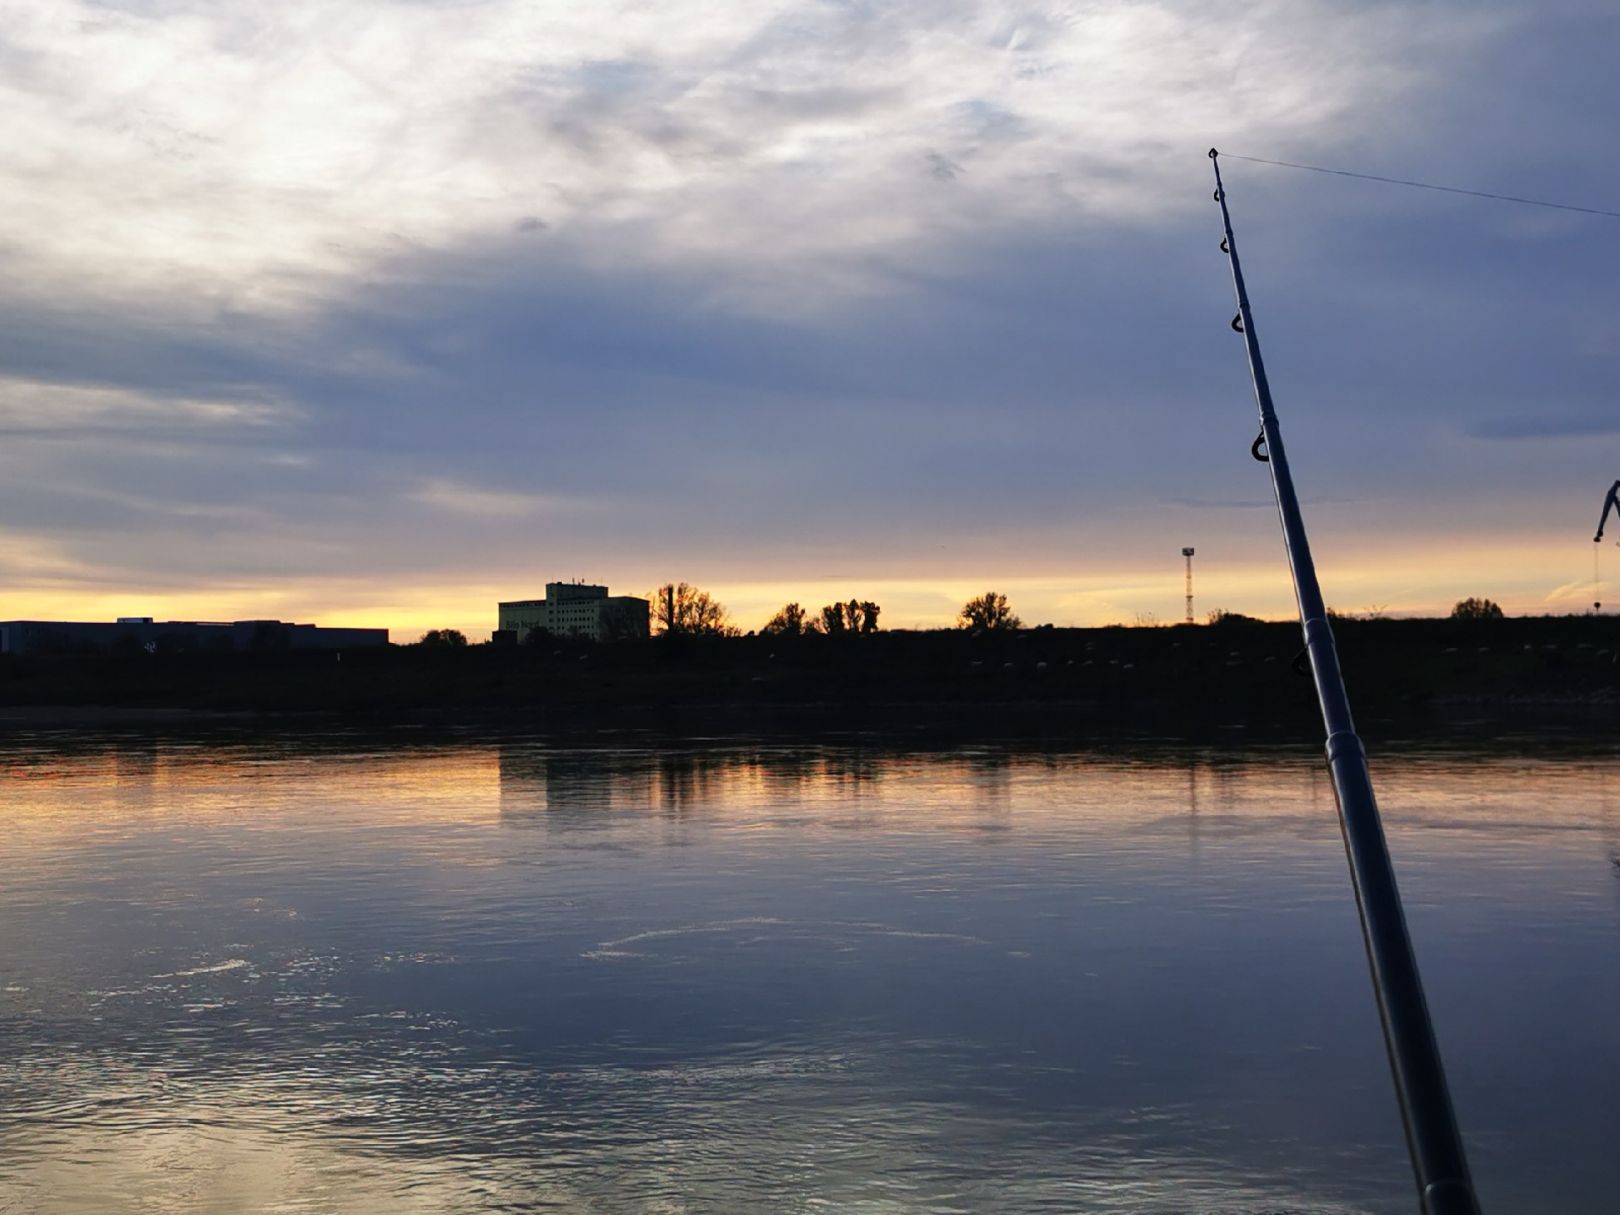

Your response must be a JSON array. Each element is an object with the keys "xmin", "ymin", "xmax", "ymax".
[
  {"xmin": 0, "ymin": 618, "xmax": 388, "ymax": 655},
  {"xmin": 498, "ymin": 583, "xmax": 649, "ymax": 642}
]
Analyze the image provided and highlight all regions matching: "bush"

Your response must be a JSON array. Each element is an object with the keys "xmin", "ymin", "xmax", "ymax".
[
  {"xmin": 1450, "ymin": 598, "xmax": 1504, "ymax": 621},
  {"xmin": 959, "ymin": 592, "xmax": 1020, "ymax": 631},
  {"xmin": 418, "ymin": 628, "xmax": 469, "ymax": 647},
  {"xmin": 1207, "ymin": 609, "xmax": 1262, "ymax": 626}
]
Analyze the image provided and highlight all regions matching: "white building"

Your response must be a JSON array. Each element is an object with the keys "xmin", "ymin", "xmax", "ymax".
[{"xmin": 498, "ymin": 582, "xmax": 650, "ymax": 642}]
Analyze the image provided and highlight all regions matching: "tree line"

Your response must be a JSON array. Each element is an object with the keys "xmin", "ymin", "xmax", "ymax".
[
  {"xmin": 761, "ymin": 600, "xmax": 880, "ymax": 635},
  {"xmin": 419, "ymin": 591, "xmax": 1519, "ymax": 644},
  {"xmin": 647, "ymin": 583, "xmax": 1025, "ymax": 637}
]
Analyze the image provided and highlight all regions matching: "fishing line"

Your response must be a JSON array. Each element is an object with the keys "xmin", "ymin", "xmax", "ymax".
[
  {"xmin": 1220, "ymin": 152, "xmax": 1620, "ymax": 221},
  {"xmin": 1209, "ymin": 147, "xmax": 1481, "ymax": 1214}
]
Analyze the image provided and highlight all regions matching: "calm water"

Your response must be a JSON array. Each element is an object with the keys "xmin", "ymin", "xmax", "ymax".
[{"xmin": 0, "ymin": 732, "xmax": 1615, "ymax": 1214}]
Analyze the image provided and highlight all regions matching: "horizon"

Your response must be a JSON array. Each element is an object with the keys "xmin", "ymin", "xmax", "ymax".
[{"xmin": 1, "ymin": 573, "xmax": 1586, "ymax": 644}]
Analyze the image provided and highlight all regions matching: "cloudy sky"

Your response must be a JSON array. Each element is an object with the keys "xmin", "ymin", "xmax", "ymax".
[{"xmin": 2, "ymin": 0, "xmax": 1616, "ymax": 637}]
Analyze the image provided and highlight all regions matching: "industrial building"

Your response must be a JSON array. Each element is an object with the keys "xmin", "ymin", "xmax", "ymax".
[
  {"xmin": 0, "ymin": 618, "xmax": 388, "ymax": 655},
  {"xmin": 498, "ymin": 583, "xmax": 650, "ymax": 642}
]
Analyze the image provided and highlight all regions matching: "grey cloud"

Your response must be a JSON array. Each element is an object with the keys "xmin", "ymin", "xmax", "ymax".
[
  {"xmin": 1467, "ymin": 416, "xmax": 1620, "ymax": 441},
  {"xmin": 1168, "ymin": 497, "xmax": 1369, "ymax": 510},
  {"xmin": 1, "ymin": 149, "xmax": 1611, "ymax": 588},
  {"xmin": 2, "ymin": 0, "xmax": 1618, "ymax": 608},
  {"xmin": 925, "ymin": 151, "xmax": 961, "ymax": 182},
  {"xmin": 740, "ymin": 84, "xmax": 903, "ymax": 121},
  {"xmin": 953, "ymin": 99, "xmax": 1030, "ymax": 143},
  {"xmin": 1169, "ymin": 498, "xmax": 1278, "ymax": 511},
  {"xmin": 0, "ymin": 217, "xmax": 1243, "ymax": 581}
]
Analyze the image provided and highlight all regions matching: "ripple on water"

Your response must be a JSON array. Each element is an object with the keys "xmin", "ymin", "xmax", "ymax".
[{"xmin": 0, "ymin": 735, "xmax": 1615, "ymax": 1213}]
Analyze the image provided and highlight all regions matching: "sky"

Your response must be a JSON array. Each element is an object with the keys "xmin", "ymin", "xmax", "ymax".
[{"xmin": 1, "ymin": 0, "xmax": 1617, "ymax": 639}]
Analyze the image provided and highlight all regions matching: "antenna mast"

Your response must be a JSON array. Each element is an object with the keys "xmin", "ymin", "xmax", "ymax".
[
  {"xmin": 1209, "ymin": 148, "xmax": 1480, "ymax": 1215},
  {"xmin": 1182, "ymin": 547, "xmax": 1195, "ymax": 624}
]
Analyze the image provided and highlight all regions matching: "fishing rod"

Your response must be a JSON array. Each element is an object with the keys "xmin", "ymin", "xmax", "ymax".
[
  {"xmin": 1207, "ymin": 148, "xmax": 1482, "ymax": 1215},
  {"xmin": 1594, "ymin": 480, "xmax": 1619, "ymax": 543},
  {"xmin": 1596, "ymin": 481, "xmax": 1620, "ymax": 611}
]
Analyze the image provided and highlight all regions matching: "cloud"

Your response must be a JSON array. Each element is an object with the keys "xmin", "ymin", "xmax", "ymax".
[
  {"xmin": 0, "ymin": 374, "xmax": 287, "ymax": 437},
  {"xmin": 0, "ymin": 1, "xmax": 1615, "ymax": 629},
  {"xmin": 1467, "ymin": 415, "xmax": 1620, "ymax": 441},
  {"xmin": 410, "ymin": 478, "xmax": 589, "ymax": 518},
  {"xmin": 0, "ymin": 0, "xmax": 1480, "ymax": 314}
]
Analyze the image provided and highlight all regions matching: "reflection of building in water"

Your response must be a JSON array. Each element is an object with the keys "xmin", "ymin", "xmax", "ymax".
[
  {"xmin": 1185, "ymin": 753, "xmax": 1202, "ymax": 862},
  {"xmin": 499, "ymin": 745, "xmax": 846, "ymax": 829},
  {"xmin": 112, "ymin": 739, "xmax": 160, "ymax": 786},
  {"xmin": 965, "ymin": 749, "xmax": 1012, "ymax": 810},
  {"xmin": 754, "ymin": 749, "xmax": 824, "ymax": 801},
  {"xmin": 819, "ymin": 749, "xmax": 880, "ymax": 792},
  {"xmin": 498, "ymin": 748, "xmax": 652, "ymax": 826},
  {"xmin": 499, "ymin": 747, "xmax": 735, "ymax": 825},
  {"xmin": 98, "ymin": 737, "xmax": 162, "ymax": 817},
  {"xmin": 497, "ymin": 582, "xmax": 650, "ymax": 643}
]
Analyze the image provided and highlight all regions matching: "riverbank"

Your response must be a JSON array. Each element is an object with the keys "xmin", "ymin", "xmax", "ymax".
[{"xmin": 0, "ymin": 615, "xmax": 1613, "ymax": 738}]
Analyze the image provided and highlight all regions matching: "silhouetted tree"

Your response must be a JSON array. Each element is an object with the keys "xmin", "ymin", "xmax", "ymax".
[
  {"xmin": 419, "ymin": 628, "xmax": 469, "ymax": 647},
  {"xmin": 650, "ymin": 582, "xmax": 736, "ymax": 636},
  {"xmin": 762, "ymin": 602, "xmax": 811, "ymax": 635},
  {"xmin": 1207, "ymin": 609, "xmax": 1262, "ymax": 626},
  {"xmin": 598, "ymin": 608, "xmax": 645, "ymax": 643},
  {"xmin": 1450, "ymin": 597, "xmax": 1504, "ymax": 621},
  {"xmin": 959, "ymin": 592, "xmax": 1020, "ymax": 631},
  {"xmin": 812, "ymin": 599, "xmax": 882, "ymax": 634}
]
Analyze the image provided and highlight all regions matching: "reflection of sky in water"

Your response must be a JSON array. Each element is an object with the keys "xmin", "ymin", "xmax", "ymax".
[{"xmin": 0, "ymin": 735, "xmax": 1615, "ymax": 1213}]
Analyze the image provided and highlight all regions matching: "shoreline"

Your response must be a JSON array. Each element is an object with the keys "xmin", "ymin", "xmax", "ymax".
[
  {"xmin": 0, "ymin": 616, "xmax": 1613, "ymax": 744},
  {"xmin": 0, "ymin": 693, "xmax": 1612, "ymax": 753}
]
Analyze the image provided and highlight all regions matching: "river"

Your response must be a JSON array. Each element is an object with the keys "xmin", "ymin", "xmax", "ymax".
[{"xmin": 1, "ymin": 730, "xmax": 1615, "ymax": 1213}]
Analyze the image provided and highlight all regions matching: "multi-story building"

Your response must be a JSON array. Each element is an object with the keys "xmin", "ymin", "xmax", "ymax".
[
  {"xmin": 498, "ymin": 582, "xmax": 650, "ymax": 642},
  {"xmin": 0, "ymin": 618, "xmax": 388, "ymax": 655}
]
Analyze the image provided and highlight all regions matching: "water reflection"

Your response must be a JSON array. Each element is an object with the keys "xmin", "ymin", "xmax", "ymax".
[{"xmin": 0, "ymin": 732, "xmax": 1615, "ymax": 1213}]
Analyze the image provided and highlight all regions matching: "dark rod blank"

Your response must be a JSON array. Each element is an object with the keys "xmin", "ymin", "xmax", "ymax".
[
  {"xmin": 1207, "ymin": 148, "xmax": 1482, "ymax": 1215},
  {"xmin": 1594, "ymin": 479, "xmax": 1619, "ymax": 543}
]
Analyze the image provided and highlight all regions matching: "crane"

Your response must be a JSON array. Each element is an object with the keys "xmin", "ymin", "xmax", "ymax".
[{"xmin": 1595, "ymin": 480, "xmax": 1620, "ymax": 543}]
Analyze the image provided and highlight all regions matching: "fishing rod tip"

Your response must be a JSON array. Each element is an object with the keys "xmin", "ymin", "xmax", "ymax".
[{"xmin": 1208, "ymin": 147, "xmax": 1219, "ymax": 159}]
